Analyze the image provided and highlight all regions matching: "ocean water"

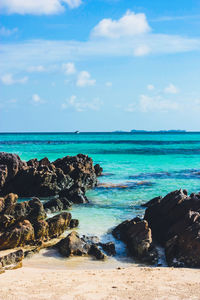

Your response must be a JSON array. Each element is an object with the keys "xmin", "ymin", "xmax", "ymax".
[{"xmin": 1, "ymin": 132, "xmax": 200, "ymax": 265}]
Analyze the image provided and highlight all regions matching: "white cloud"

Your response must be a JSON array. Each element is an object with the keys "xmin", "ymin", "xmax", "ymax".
[
  {"xmin": 27, "ymin": 65, "xmax": 46, "ymax": 72},
  {"xmin": 0, "ymin": 26, "xmax": 18, "ymax": 36},
  {"xmin": 105, "ymin": 81, "xmax": 112, "ymax": 87},
  {"xmin": 133, "ymin": 45, "xmax": 151, "ymax": 56},
  {"xmin": 62, "ymin": 62, "xmax": 76, "ymax": 75},
  {"xmin": 0, "ymin": 0, "xmax": 82, "ymax": 15},
  {"xmin": 164, "ymin": 83, "xmax": 179, "ymax": 94},
  {"xmin": 92, "ymin": 10, "xmax": 151, "ymax": 38},
  {"xmin": 62, "ymin": 95, "xmax": 102, "ymax": 111},
  {"xmin": 76, "ymin": 71, "xmax": 96, "ymax": 87},
  {"xmin": 0, "ymin": 73, "xmax": 28, "ymax": 85},
  {"xmin": 147, "ymin": 84, "xmax": 155, "ymax": 91},
  {"xmin": 124, "ymin": 94, "xmax": 180, "ymax": 113},
  {"xmin": 32, "ymin": 94, "xmax": 44, "ymax": 104},
  {"xmin": 1, "ymin": 33, "xmax": 198, "ymax": 76},
  {"xmin": 1, "ymin": 11, "xmax": 200, "ymax": 75},
  {"xmin": 62, "ymin": 0, "xmax": 82, "ymax": 9},
  {"xmin": 139, "ymin": 94, "xmax": 179, "ymax": 112}
]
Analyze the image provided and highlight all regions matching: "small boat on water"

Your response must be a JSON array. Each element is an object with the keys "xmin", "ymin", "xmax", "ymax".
[{"xmin": 74, "ymin": 131, "xmax": 80, "ymax": 134}]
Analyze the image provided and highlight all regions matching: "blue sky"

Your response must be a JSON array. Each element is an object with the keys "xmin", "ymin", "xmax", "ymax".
[{"xmin": 1, "ymin": 0, "xmax": 200, "ymax": 132}]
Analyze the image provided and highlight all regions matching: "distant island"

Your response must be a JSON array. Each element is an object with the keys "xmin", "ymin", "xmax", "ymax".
[{"xmin": 130, "ymin": 130, "xmax": 187, "ymax": 133}]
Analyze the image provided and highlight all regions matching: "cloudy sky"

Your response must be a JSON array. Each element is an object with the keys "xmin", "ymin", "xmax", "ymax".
[{"xmin": 1, "ymin": 0, "xmax": 200, "ymax": 132}]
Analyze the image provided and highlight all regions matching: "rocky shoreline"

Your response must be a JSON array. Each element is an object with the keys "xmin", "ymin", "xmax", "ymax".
[
  {"xmin": 1, "ymin": 152, "xmax": 200, "ymax": 272},
  {"xmin": 0, "ymin": 152, "xmax": 112, "ymax": 273},
  {"xmin": 113, "ymin": 189, "xmax": 200, "ymax": 268}
]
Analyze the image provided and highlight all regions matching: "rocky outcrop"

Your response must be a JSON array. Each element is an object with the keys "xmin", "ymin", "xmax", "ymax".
[
  {"xmin": 99, "ymin": 242, "xmax": 116, "ymax": 256},
  {"xmin": 0, "ymin": 193, "xmax": 73, "ymax": 250},
  {"xmin": 56, "ymin": 231, "xmax": 115, "ymax": 260},
  {"xmin": 56, "ymin": 231, "xmax": 90, "ymax": 257},
  {"xmin": 0, "ymin": 219, "xmax": 35, "ymax": 250},
  {"xmin": 43, "ymin": 197, "xmax": 72, "ymax": 213},
  {"xmin": 113, "ymin": 217, "xmax": 158, "ymax": 264},
  {"xmin": 94, "ymin": 164, "xmax": 103, "ymax": 176},
  {"xmin": 0, "ymin": 152, "xmax": 102, "ymax": 204},
  {"xmin": 143, "ymin": 189, "xmax": 200, "ymax": 267},
  {"xmin": 47, "ymin": 212, "xmax": 71, "ymax": 239},
  {"xmin": 0, "ymin": 249, "xmax": 24, "ymax": 272}
]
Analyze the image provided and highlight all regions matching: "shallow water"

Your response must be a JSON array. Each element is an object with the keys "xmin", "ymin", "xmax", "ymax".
[{"xmin": 1, "ymin": 132, "xmax": 200, "ymax": 267}]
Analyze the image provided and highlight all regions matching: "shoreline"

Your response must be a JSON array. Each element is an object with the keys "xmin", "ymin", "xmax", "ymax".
[{"xmin": 1, "ymin": 263, "xmax": 200, "ymax": 300}]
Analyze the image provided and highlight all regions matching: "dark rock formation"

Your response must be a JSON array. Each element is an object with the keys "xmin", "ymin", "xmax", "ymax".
[
  {"xmin": 56, "ymin": 231, "xmax": 90, "ymax": 257},
  {"xmin": 112, "ymin": 217, "xmax": 158, "ymax": 264},
  {"xmin": 69, "ymin": 219, "xmax": 79, "ymax": 229},
  {"xmin": 0, "ymin": 152, "xmax": 102, "ymax": 204},
  {"xmin": 88, "ymin": 244, "xmax": 106, "ymax": 260},
  {"xmin": 0, "ymin": 193, "xmax": 72, "ymax": 250},
  {"xmin": 141, "ymin": 196, "xmax": 162, "ymax": 208},
  {"xmin": 0, "ymin": 219, "xmax": 35, "ymax": 250},
  {"xmin": 47, "ymin": 212, "xmax": 71, "ymax": 239},
  {"xmin": 144, "ymin": 189, "xmax": 200, "ymax": 267},
  {"xmin": 0, "ymin": 249, "xmax": 24, "ymax": 272},
  {"xmin": 55, "ymin": 231, "xmax": 107, "ymax": 260},
  {"xmin": 43, "ymin": 197, "xmax": 72, "ymax": 214},
  {"xmin": 94, "ymin": 164, "xmax": 103, "ymax": 176},
  {"xmin": 99, "ymin": 242, "xmax": 116, "ymax": 256}
]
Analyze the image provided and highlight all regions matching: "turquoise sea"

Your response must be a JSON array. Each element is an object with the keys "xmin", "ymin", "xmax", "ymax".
[{"xmin": 1, "ymin": 132, "xmax": 200, "ymax": 264}]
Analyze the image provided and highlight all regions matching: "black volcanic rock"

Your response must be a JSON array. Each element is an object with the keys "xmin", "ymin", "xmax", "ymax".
[
  {"xmin": 144, "ymin": 189, "xmax": 200, "ymax": 267},
  {"xmin": 0, "ymin": 152, "xmax": 102, "ymax": 203},
  {"xmin": 113, "ymin": 217, "xmax": 158, "ymax": 264},
  {"xmin": 56, "ymin": 231, "xmax": 106, "ymax": 260}
]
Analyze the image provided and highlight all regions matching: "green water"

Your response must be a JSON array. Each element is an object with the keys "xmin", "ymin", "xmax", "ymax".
[{"xmin": 1, "ymin": 132, "xmax": 200, "ymax": 241}]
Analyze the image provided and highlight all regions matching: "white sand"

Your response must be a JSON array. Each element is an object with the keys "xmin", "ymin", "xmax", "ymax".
[{"xmin": 1, "ymin": 259, "xmax": 200, "ymax": 300}]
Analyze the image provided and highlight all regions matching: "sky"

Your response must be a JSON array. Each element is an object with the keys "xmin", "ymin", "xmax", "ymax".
[{"xmin": 1, "ymin": 0, "xmax": 200, "ymax": 132}]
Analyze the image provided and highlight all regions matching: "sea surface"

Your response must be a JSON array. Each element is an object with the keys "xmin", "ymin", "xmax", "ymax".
[{"xmin": 1, "ymin": 132, "xmax": 200, "ymax": 266}]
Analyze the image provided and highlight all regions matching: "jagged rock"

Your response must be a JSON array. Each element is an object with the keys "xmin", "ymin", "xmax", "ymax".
[
  {"xmin": 0, "ymin": 153, "xmax": 101, "ymax": 201},
  {"xmin": 0, "ymin": 152, "xmax": 26, "ymax": 182},
  {"xmin": 141, "ymin": 196, "xmax": 162, "ymax": 208},
  {"xmin": 88, "ymin": 244, "xmax": 106, "ymax": 260},
  {"xmin": 0, "ymin": 249, "xmax": 24, "ymax": 270},
  {"xmin": 24, "ymin": 247, "xmax": 41, "ymax": 258},
  {"xmin": 0, "ymin": 193, "xmax": 18, "ymax": 215},
  {"xmin": 69, "ymin": 219, "xmax": 79, "ymax": 228},
  {"xmin": 81, "ymin": 235, "xmax": 100, "ymax": 244},
  {"xmin": 94, "ymin": 164, "xmax": 103, "ymax": 176},
  {"xmin": 113, "ymin": 217, "xmax": 158, "ymax": 264},
  {"xmin": 0, "ymin": 219, "xmax": 35, "ymax": 250},
  {"xmin": 33, "ymin": 219, "xmax": 49, "ymax": 241},
  {"xmin": 56, "ymin": 231, "xmax": 89, "ymax": 257},
  {"xmin": 99, "ymin": 242, "xmax": 116, "ymax": 256},
  {"xmin": 44, "ymin": 197, "xmax": 71, "ymax": 213},
  {"xmin": 56, "ymin": 231, "xmax": 106, "ymax": 260},
  {"xmin": 13, "ymin": 197, "xmax": 46, "ymax": 223},
  {"xmin": 44, "ymin": 198, "xmax": 64, "ymax": 213},
  {"xmin": 59, "ymin": 187, "xmax": 88, "ymax": 204},
  {"xmin": 47, "ymin": 212, "xmax": 72, "ymax": 238},
  {"xmin": 144, "ymin": 189, "xmax": 200, "ymax": 244},
  {"xmin": 60, "ymin": 197, "xmax": 72, "ymax": 209},
  {"xmin": 143, "ymin": 189, "xmax": 200, "ymax": 267},
  {"xmin": 0, "ymin": 165, "xmax": 8, "ymax": 189}
]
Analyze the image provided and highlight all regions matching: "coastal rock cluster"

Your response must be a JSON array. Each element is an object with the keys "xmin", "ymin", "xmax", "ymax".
[
  {"xmin": 112, "ymin": 217, "xmax": 158, "ymax": 264},
  {"xmin": 113, "ymin": 189, "xmax": 200, "ymax": 268},
  {"xmin": 0, "ymin": 152, "xmax": 105, "ymax": 271},
  {"xmin": 0, "ymin": 152, "xmax": 102, "ymax": 202},
  {"xmin": 55, "ymin": 231, "xmax": 116, "ymax": 260},
  {"xmin": 0, "ymin": 193, "xmax": 76, "ymax": 250}
]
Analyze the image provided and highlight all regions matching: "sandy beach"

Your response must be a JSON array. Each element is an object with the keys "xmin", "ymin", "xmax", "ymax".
[{"xmin": 1, "ymin": 263, "xmax": 200, "ymax": 300}]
